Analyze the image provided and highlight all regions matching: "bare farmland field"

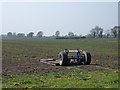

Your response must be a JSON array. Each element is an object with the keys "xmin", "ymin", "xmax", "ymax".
[{"xmin": 2, "ymin": 38, "xmax": 119, "ymax": 88}]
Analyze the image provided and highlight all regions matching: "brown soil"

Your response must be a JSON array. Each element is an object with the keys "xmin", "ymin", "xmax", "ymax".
[{"xmin": 2, "ymin": 59, "xmax": 115, "ymax": 75}]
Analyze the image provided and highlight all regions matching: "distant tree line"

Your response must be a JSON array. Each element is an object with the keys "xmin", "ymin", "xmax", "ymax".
[
  {"xmin": 88, "ymin": 26, "xmax": 119, "ymax": 38},
  {"xmin": 1, "ymin": 25, "xmax": 119, "ymax": 39},
  {"xmin": 3, "ymin": 31, "xmax": 44, "ymax": 38},
  {"xmin": 56, "ymin": 26, "xmax": 119, "ymax": 39}
]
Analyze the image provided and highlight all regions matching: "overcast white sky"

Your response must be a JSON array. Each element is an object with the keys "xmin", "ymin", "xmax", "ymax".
[{"xmin": 1, "ymin": 2, "xmax": 118, "ymax": 36}]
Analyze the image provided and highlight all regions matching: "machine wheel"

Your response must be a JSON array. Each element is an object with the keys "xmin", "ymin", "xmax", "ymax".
[
  {"xmin": 58, "ymin": 52, "xmax": 69, "ymax": 66},
  {"xmin": 82, "ymin": 51, "xmax": 91, "ymax": 65}
]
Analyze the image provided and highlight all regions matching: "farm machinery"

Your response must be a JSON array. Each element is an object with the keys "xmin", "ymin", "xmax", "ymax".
[
  {"xmin": 41, "ymin": 48, "xmax": 91, "ymax": 66},
  {"xmin": 58, "ymin": 49, "xmax": 91, "ymax": 66}
]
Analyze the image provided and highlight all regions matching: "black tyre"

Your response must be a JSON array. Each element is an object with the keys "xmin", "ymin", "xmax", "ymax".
[
  {"xmin": 58, "ymin": 52, "xmax": 69, "ymax": 66},
  {"xmin": 82, "ymin": 51, "xmax": 91, "ymax": 65}
]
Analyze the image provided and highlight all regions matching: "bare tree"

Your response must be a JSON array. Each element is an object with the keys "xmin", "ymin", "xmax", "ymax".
[
  {"xmin": 68, "ymin": 32, "xmax": 74, "ymax": 37},
  {"xmin": 37, "ymin": 31, "xmax": 43, "ymax": 37},
  {"xmin": 27, "ymin": 32, "xmax": 34, "ymax": 37},
  {"xmin": 7, "ymin": 32, "xmax": 12, "ymax": 37},
  {"xmin": 17, "ymin": 33, "xmax": 25, "ymax": 37},
  {"xmin": 111, "ymin": 26, "xmax": 118, "ymax": 38},
  {"xmin": 90, "ymin": 28, "xmax": 96, "ymax": 38},
  {"xmin": 13, "ymin": 32, "xmax": 16, "ymax": 37},
  {"xmin": 105, "ymin": 30, "xmax": 110, "ymax": 38},
  {"xmin": 90, "ymin": 26, "xmax": 103, "ymax": 38},
  {"xmin": 99, "ymin": 29, "xmax": 103, "ymax": 38},
  {"xmin": 55, "ymin": 30, "xmax": 60, "ymax": 37}
]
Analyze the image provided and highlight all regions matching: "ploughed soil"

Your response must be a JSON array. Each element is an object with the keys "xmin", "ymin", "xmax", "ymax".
[
  {"xmin": 2, "ymin": 57, "xmax": 117, "ymax": 75},
  {"xmin": 2, "ymin": 61, "xmax": 70, "ymax": 75}
]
